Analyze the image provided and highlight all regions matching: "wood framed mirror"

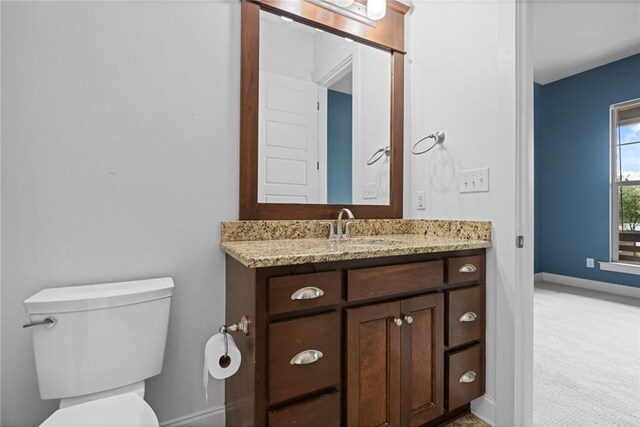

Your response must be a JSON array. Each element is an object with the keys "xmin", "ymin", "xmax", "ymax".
[{"xmin": 239, "ymin": 0, "xmax": 410, "ymax": 220}]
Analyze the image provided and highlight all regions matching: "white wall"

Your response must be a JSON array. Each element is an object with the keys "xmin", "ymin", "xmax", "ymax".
[
  {"xmin": 352, "ymin": 44, "xmax": 391, "ymax": 205},
  {"xmin": 260, "ymin": 16, "xmax": 315, "ymax": 81},
  {"xmin": 1, "ymin": 1, "xmax": 239, "ymax": 425},
  {"xmin": 406, "ymin": 1, "xmax": 517, "ymax": 424}
]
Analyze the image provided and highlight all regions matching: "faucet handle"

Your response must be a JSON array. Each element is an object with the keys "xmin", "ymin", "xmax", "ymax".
[
  {"xmin": 318, "ymin": 221, "xmax": 336, "ymax": 239},
  {"xmin": 344, "ymin": 220, "xmax": 356, "ymax": 239}
]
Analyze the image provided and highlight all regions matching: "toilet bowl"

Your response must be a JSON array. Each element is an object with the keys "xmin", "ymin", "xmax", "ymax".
[
  {"xmin": 23, "ymin": 278, "xmax": 174, "ymax": 427},
  {"xmin": 40, "ymin": 393, "xmax": 158, "ymax": 427}
]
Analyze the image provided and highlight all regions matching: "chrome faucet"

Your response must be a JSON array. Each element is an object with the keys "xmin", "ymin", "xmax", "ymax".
[
  {"xmin": 318, "ymin": 208, "xmax": 356, "ymax": 240},
  {"xmin": 336, "ymin": 208, "xmax": 355, "ymax": 240}
]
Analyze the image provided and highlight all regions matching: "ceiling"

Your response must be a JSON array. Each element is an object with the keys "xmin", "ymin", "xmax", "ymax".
[{"xmin": 533, "ymin": 0, "xmax": 640, "ymax": 84}]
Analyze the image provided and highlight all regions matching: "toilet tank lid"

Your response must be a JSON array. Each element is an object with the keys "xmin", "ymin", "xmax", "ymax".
[{"xmin": 24, "ymin": 277, "xmax": 174, "ymax": 314}]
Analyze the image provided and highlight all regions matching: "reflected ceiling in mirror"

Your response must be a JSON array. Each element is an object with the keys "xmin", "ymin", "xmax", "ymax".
[{"xmin": 258, "ymin": 10, "xmax": 392, "ymax": 206}]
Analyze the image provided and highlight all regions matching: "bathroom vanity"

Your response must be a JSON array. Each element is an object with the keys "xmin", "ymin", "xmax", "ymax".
[
  {"xmin": 220, "ymin": 220, "xmax": 491, "ymax": 427},
  {"xmin": 226, "ymin": 1, "xmax": 492, "ymax": 425}
]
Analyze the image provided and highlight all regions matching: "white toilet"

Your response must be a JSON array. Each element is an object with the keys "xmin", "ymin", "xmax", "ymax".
[{"xmin": 23, "ymin": 277, "xmax": 174, "ymax": 427}]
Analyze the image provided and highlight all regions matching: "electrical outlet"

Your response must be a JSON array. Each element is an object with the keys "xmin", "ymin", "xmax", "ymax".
[
  {"xmin": 416, "ymin": 191, "xmax": 426, "ymax": 210},
  {"xmin": 459, "ymin": 168, "xmax": 490, "ymax": 193},
  {"xmin": 586, "ymin": 258, "xmax": 594, "ymax": 268},
  {"xmin": 362, "ymin": 183, "xmax": 377, "ymax": 200}
]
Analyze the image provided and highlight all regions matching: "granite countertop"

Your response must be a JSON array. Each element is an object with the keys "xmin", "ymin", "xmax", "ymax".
[{"xmin": 220, "ymin": 219, "xmax": 492, "ymax": 268}]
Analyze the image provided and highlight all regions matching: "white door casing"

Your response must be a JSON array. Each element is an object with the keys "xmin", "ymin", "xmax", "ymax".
[{"xmin": 258, "ymin": 71, "xmax": 319, "ymax": 204}]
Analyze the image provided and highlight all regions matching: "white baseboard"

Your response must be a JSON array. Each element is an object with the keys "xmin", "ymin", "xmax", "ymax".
[
  {"xmin": 471, "ymin": 394, "xmax": 496, "ymax": 426},
  {"xmin": 160, "ymin": 406, "xmax": 225, "ymax": 427},
  {"xmin": 537, "ymin": 272, "xmax": 640, "ymax": 299},
  {"xmin": 533, "ymin": 272, "xmax": 543, "ymax": 282}
]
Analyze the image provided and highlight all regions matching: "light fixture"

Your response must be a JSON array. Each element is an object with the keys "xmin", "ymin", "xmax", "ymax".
[
  {"xmin": 308, "ymin": 0, "xmax": 385, "ymax": 24},
  {"xmin": 366, "ymin": 0, "xmax": 386, "ymax": 21},
  {"xmin": 280, "ymin": 16, "xmax": 293, "ymax": 23}
]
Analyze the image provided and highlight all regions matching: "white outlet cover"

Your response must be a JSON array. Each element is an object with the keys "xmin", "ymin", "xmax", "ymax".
[
  {"xmin": 416, "ymin": 191, "xmax": 426, "ymax": 210},
  {"xmin": 586, "ymin": 258, "xmax": 595, "ymax": 268}
]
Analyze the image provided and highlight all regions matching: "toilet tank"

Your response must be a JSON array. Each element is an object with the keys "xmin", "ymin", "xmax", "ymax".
[{"xmin": 24, "ymin": 278, "xmax": 174, "ymax": 400}]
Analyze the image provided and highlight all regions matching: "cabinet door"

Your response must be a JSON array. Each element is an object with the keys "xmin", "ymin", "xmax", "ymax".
[
  {"xmin": 346, "ymin": 301, "xmax": 402, "ymax": 427},
  {"xmin": 401, "ymin": 293, "xmax": 445, "ymax": 427}
]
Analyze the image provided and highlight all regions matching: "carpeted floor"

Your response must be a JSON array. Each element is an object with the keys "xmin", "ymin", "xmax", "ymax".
[{"xmin": 534, "ymin": 282, "xmax": 640, "ymax": 426}]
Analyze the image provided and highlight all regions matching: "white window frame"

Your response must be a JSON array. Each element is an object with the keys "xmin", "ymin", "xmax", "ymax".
[{"xmin": 609, "ymin": 98, "xmax": 640, "ymax": 266}]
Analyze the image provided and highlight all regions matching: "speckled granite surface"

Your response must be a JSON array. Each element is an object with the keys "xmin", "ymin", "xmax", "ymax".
[
  {"xmin": 220, "ymin": 219, "xmax": 491, "ymax": 268},
  {"xmin": 221, "ymin": 219, "xmax": 491, "ymax": 242}
]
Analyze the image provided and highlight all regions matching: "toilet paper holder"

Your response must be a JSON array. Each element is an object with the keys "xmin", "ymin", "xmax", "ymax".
[{"xmin": 218, "ymin": 315, "xmax": 250, "ymax": 358}]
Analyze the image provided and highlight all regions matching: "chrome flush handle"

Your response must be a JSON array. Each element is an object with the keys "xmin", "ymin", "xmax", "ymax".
[
  {"xmin": 23, "ymin": 317, "xmax": 56, "ymax": 329},
  {"xmin": 458, "ymin": 264, "xmax": 477, "ymax": 273},
  {"xmin": 291, "ymin": 287, "xmax": 325, "ymax": 300}
]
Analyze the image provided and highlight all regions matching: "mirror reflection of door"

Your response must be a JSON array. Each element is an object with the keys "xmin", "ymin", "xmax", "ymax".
[{"xmin": 258, "ymin": 10, "xmax": 391, "ymax": 205}]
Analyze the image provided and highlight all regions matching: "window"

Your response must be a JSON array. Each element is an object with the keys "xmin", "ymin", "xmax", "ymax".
[{"xmin": 611, "ymin": 99, "xmax": 640, "ymax": 264}]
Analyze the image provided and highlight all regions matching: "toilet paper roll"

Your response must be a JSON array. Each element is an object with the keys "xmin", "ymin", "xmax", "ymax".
[{"xmin": 203, "ymin": 333, "xmax": 241, "ymax": 401}]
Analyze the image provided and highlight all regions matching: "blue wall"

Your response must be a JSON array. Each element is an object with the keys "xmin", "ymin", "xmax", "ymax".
[
  {"xmin": 327, "ymin": 90, "xmax": 352, "ymax": 204},
  {"xmin": 535, "ymin": 54, "xmax": 640, "ymax": 287}
]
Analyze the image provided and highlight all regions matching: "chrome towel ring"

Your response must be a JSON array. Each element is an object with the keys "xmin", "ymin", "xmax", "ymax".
[
  {"xmin": 411, "ymin": 132, "xmax": 445, "ymax": 155},
  {"xmin": 367, "ymin": 146, "xmax": 391, "ymax": 165}
]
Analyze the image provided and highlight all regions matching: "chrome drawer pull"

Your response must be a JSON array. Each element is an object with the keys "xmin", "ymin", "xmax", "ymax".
[
  {"xmin": 459, "ymin": 371, "xmax": 477, "ymax": 384},
  {"xmin": 459, "ymin": 312, "xmax": 477, "ymax": 323},
  {"xmin": 290, "ymin": 349, "xmax": 323, "ymax": 365},
  {"xmin": 291, "ymin": 286, "xmax": 325, "ymax": 300},
  {"xmin": 458, "ymin": 264, "xmax": 477, "ymax": 273}
]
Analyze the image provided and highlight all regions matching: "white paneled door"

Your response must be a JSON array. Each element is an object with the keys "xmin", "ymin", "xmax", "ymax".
[{"xmin": 259, "ymin": 71, "xmax": 319, "ymax": 203}]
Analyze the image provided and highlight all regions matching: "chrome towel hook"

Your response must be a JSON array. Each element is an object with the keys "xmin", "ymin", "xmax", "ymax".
[
  {"xmin": 367, "ymin": 146, "xmax": 391, "ymax": 165},
  {"xmin": 411, "ymin": 132, "xmax": 445, "ymax": 155}
]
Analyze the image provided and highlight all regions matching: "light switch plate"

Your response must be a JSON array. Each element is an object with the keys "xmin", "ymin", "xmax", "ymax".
[
  {"xmin": 362, "ymin": 183, "xmax": 377, "ymax": 199},
  {"xmin": 586, "ymin": 258, "xmax": 594, "ymax": 268},
  {"xmin": 459, "ymin": 168, "xmax": 490, "ymax": 193}
]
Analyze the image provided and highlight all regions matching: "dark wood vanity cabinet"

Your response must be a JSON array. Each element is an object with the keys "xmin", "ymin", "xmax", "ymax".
[
  {"xmin": 346, "ymin": 293, "xmax": 444, "ymax": 427},
  {"xmin": 225, "ymin": 250, "xmax": 486, "ymax": 427}
]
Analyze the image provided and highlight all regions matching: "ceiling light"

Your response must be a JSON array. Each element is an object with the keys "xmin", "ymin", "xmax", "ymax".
[{"xmin": 280, "ymin": 16, "xmax": 293, "ymax": 23}]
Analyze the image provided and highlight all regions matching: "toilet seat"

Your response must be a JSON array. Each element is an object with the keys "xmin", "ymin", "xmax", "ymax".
[{"xmin": 40, "ymin": 392, "xmax": 159, "ymax": 427}]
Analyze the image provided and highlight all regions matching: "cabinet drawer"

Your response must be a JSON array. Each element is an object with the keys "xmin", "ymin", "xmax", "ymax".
[
  {"xmin": 447, "ymin": 343, "xmax": 484, "ymax": 410},
  {"xmin": 268, "ymin": 312, "xmax": 341, "ymax": 404},
  {"xmin": 447, "ymin": 286, "xmax": 484, "ymax": 347},
  {"xmin": 446, "ymin": 255, "xmax": 484, "ymax": 284},
  {"xmin": 347, "ymin": 260, "xmax": 444, "ymax": 302},
  {"xmin": 268, "ymin": 271, "xmax": 342, "ymax": 315},
  {"xmin": 268, "ymin": 391, "xmax": 340, "ymax": 427}
]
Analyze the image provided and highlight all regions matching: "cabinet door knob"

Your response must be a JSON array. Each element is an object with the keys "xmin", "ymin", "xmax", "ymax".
[
  {"xmin": 290, "ymin": 349, "xmax": 323, "ymax": 365},
  {"xmin": 459, "ymin": 371, "xmax": 477, "ymax": 383},
  {"xmin": 290, "ymin": 286, "xmax": 325, "ymax": 300},
  {"xmin": 404, "ymin": 315, "xmax": 413, "ymax": 325},
  {"xmin": 459, "ymin": 312, "xmax": 477, "ymax": 322},
  {"xmin": 458, "ymin": 263, "xmax": 477, "ymax": 273},
  {"xmin": 393, "ymin": 317, "xmax": 403, "ymax": 327}
]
